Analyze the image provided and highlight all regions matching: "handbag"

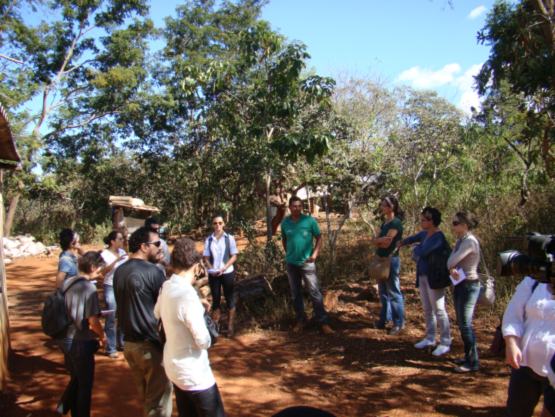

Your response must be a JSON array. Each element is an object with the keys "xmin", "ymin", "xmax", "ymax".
[
  {"xmin": 427, "ymin": 232, "xmax": 453, "ymax": 290},
  {"xmin": 204, "ymin": 313, "xmax": 219, "ymax": 346},
  {"xmin": 489, "ymin": 324, "xmax": 506, "ymax": 357},
  {"xmin": 368, "ymin": 250, "xmax": 398, "ymax": 282},
  {"xmin": 477, "ymin": 248, "xmax": 496, "ymax": 306}
]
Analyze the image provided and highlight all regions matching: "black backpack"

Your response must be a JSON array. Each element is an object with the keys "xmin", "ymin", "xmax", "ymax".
[
  {"xmin": 427, "ymin": 232, "xmax": 453, "ymax": 290},
  {"xmin": 41, "ymin": 278, "xmax": 86, "ymax": 339}
]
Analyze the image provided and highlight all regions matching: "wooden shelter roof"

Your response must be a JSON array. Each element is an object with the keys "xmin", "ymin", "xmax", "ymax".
[{"xmin": 0, "ymin": 105, "xmax": 22, "ymax": 171}]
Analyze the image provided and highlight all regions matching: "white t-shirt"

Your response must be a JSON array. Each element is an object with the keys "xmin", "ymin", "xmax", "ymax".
[
  {"xmin": 203, "ymin": 233, "xmax": 238, "ymax": 274},
  {"xmin": 154, "ymin": 274, "xmax": 215, "ymax": 391},
  {"xmin": 100, "ymin": 248, "xmax": 127, "ymax": 286}
]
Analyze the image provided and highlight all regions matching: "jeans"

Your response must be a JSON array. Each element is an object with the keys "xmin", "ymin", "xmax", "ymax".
[
  {"xmin": 123, "ymin": 340, "xmax": 173, "ymax": 417},
  {"xmin": 506, "ymin": 366, "xmax": 548, "ymax": 417},
  {"xmin": 103, "ymin": 284, "xmax": 124, "ymax": 353},
  {"xmin": 286, "ymin": 262, "xmax": 329, "ymax": 325},
  {"xmin": 377, "ymin": 257, "xmax": 404, "ymax": 327},
  {"xmin": 453, "ymin": 279, "xmax": 480, "ymax": 369},
  {"xmin": 209, "ymin": 272, "xmax": 235, "ymax": 311},
  {"xmin": 58, "ymin": 338, "xmax": 96, "ymax": 417},
  {"xmin": 174, "ymin": 383, "xmax": 226, "ymax": 417},
  {"xmin": 419, "ymin": 276, "xmax": 451, "ymax": 346}
]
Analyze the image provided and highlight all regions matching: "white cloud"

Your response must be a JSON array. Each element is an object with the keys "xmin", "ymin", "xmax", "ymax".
[
  {"xmin": 396, "ymin": 63, "xmax": 461, "ymax": 89},
  {"xmin": 396, "ymin": 63, "xmax": 484, "ymax": 115},
  {"xmin": 468, "ymin": 6, "xmax": 487, "ymax": 19}
]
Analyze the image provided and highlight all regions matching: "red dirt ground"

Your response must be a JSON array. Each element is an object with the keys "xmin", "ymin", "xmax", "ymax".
[{"xmin": 0, "ymin": 239, "xmax": 544, "ymax": 417}]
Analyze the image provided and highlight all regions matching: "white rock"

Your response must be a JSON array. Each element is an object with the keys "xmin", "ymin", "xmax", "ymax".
[{"xmin": 4, "ymin": 258, "xmax": 11, "ymax": 264}]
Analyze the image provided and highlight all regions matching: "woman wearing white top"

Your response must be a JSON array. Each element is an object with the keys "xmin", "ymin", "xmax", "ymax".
[
  {"xmin": 155, "ymin": 238, "xmax": 226, "ymax": 417},
  {"xmin": 203, "ymin": 214, "xmax": 238, "ymax": 337},
  {"xmin": 100, "ymin": 231, "xmax": 128, "ymax": 358},
  {"xmin": 503, "ymin": 276, "xmax": 555, "ymax": 417}
]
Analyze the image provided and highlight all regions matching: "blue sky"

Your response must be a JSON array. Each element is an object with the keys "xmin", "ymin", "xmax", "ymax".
[
  {"xmin": 149, "ymin": 0, "xmax": 498, "ymax": 113},
  {"xmin": 262, "ymin": 0, "xmax": 496, "ymax": 114}
]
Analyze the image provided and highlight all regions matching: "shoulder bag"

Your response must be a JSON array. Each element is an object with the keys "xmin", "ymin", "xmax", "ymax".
[
  {"xmin": 427, "ymin": 232, "xmax": 453, "ymax": 290},
  {"xmin": 368, "ymin": 249, "xmax": 399, "ymax": 282},
  {"xmin": 477, "ymin": 247, "xmax": 496, "ymax": 306}
]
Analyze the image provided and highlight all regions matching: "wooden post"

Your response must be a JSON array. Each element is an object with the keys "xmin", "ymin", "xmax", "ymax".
[{"xmin": 0, "ymin": 171, "xmax": 11, "ymax": 389}]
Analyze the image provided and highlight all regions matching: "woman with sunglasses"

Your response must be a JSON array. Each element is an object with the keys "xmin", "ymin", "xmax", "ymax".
[
  {"xmin": 155, "ymin": 238, "xmax": 226, "ymax": 417},
  {"xmin": 203, "ymin": 215, "xmax": 239, "ymax": 337},
  {"xmin": 397, "ymin": 207, "xmax": 451, "ymax": 356},
  {"xmin": 100, "ymin": 231, "xmax": 128, "ymax": 359},
  {"xmin": 447, "ymin": 211, "xmax": 481, "ymax": 373},
  {"xmin": 373, "ymin": 196, "xmax": 405, "ymax": 335}
]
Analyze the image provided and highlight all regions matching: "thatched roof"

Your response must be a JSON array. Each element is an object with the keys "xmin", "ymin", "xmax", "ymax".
[{"xmin": 0, "ymin": 104, "xmax": 21, "ymax": 171}]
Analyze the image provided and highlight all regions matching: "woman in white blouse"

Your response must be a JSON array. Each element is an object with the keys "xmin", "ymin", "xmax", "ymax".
[
  {"xmin": 100, "ymin": 231, "xmax": 128, "ymax": 358},
  {"xmin": 503, "ymin": 276, "xmax": 555, "ymax": 417},
  {"xmin": 155, "ymin": 238, "xmax": 226, "ymax": 417},
  {"xmin": 203, "ymin": 214, "xmax": 239, "ymax": 337}
]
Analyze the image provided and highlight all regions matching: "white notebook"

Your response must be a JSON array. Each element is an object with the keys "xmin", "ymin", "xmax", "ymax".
[{"xmin": 450, "ymin": 267, "xmax": 467, "ymax": 285}]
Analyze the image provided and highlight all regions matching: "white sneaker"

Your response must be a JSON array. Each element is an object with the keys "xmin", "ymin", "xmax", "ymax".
[
  {"xmin": 414, "ymin": 340, "xmax": 436, "ymax": 349},
  {"xmin": 432, "ymin": 345, "xmax": 451, "ymax": 356}
]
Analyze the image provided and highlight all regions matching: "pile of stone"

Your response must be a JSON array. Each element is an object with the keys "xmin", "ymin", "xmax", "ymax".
[{"xmin": 2, "ymin": 235, "xmax": 58, "ymax": 263}]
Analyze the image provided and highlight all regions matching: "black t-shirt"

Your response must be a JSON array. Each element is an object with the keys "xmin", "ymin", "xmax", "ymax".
[
  {"xmin": 61, "ymin": 277, "xmax": 101, "ymax": 341},
  {"xmin": 113, "ymin": 258, "xmax": 166, "ymax": 343}
]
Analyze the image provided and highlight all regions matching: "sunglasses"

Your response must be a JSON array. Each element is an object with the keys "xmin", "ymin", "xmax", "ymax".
[
  {"xmin": 213, "ymin": 222, "xmax": 223, "ymax": 225},
  {"xmin": 145, "ymin": 241, "xmax": 161, "ymax": 247},
  {"xmin": 452, "ymin": 221, "xmax": 462, "ymax": 226}
]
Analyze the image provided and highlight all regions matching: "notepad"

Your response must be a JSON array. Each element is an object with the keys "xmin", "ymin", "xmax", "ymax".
[
  {"xmin": 101, "ymin": 310, "xmax": 115, "ymax": 315},
  {"xmin": 450, "ymin": 267, "xmax": 467, "ymax": 285},
  {"xmin": 207, "ymin": 269, "xmax": 221, "ymax": 275}
]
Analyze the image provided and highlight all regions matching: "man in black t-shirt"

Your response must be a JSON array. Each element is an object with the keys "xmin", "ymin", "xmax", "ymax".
[{"xmin": 113, "ymin": 227, "xmax": 172, "ymax": 417}]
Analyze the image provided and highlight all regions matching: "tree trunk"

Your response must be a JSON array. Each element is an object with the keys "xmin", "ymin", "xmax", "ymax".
[
  {"xmin": 4, "ymin": 193, "xmax": 19, "ymax": 238},
  {"xmin": 265, "ymin": 172, "xmax": 272, "ymax": 241}
]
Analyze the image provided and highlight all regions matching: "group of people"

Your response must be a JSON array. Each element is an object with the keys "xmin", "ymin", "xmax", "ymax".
[
  {"xmin": 53, "ymin": 195, "xmax": 555, "ymax": 417},
  {"xmin": 371, "ymin": 196, "xmax": 481, "ymax": 373}
]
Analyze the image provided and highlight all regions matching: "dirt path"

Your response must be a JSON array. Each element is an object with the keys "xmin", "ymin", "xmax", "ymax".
[{"xmin": 0, "ymin": 243, "xmax": 542, "ymax": 417}]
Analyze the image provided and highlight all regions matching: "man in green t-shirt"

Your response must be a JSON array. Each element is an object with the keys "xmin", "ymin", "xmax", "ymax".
[{"xmin": 281, "ymin": 196, "xmax": 334, "ymax": 335}]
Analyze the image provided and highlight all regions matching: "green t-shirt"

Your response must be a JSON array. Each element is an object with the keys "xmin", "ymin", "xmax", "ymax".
[
  {"xmin": 376, "ymin": 218, "xmax": 403, "ymax": 258},
  {"xmin": 281, "ymin": 214, "xmax": 321, "ymax": 266}
]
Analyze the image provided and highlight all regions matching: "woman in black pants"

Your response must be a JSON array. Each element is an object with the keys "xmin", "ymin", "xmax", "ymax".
[{"xmin": 203, "ymin": 214, "xmax": 239, "ymax": 337}]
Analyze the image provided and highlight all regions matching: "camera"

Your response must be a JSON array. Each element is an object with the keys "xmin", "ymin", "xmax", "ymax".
[{"xmin": 497, "ymin": 233, "xmax": 555, "ymax": 283}]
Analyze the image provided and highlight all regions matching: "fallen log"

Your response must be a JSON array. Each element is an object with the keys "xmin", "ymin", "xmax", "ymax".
[
  {"xmin": 233, "ymin": 275, "xmax": 273, "ymax": 305},
  {"xmin": 193, "ymin": 277, "xmax": 209, "ymax": 289}
]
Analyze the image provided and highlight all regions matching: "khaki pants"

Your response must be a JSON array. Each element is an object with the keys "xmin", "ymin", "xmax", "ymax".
[{"xmin": 123, "ymin": 340, "xmax": 173, "ymax": 417}]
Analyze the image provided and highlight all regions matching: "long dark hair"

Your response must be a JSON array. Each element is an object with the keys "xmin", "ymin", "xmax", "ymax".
[{"xmin": 382, "ymin": 195, "xmax": 405, "ymax": 221}]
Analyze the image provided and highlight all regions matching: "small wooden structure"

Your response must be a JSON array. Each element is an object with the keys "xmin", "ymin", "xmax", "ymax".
[
  {"xmin": 109, "ymin": 196, "xmax": 160, "ymax": 249},
  {"xmin": 0, "ymin": 104, "xmax": 22, "ymax": 389}
]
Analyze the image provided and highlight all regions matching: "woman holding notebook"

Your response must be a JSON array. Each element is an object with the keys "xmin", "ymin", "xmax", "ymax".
[{"xmin": 447, "ymin": 211, "xmax": 481, "ymax": 373}]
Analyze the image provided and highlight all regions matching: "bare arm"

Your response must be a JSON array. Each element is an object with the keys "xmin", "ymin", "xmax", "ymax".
[
  {"xmin": 88, "ymin": 315, "xmax": 107, "ymax": 349},
  {"xmin": 305, "ymin": 235, "xmax": 323, "ymax": 263},
  {"xmin": 281, "ymin": 237, "xmax": 287, "ymax": 254},
  {"xmin": 203, "ymin": 256, "xmax": 214, "ymax": 270},
  {"xmin": 55, "ymin": 271, "xmax": 67, "ymax": 289}
]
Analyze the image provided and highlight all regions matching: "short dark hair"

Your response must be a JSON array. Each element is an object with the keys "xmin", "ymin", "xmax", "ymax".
[
  {"xmin": 103, "ymin": 231, "xmax": 120, "ymax": 246},
  {"xmin": 211, "ymin": 214, "xmax": 224, "ymax": 222},
  {"xmin": 78, "ymin": 251, "xmax": 106, "ymax": 273},
  {"xmin": 129, "ymin": 227, "xmax": 157, "ymax": 254},
  {"xmin": 171, "ymin": 238, "xmax": 202, "ymax": 271},
  {"xmin": 289, "ymin": 196, "xmax": 302, "ymax": 206},
  {"xmin": 60, "ymin": 229, "xmax": 76, "ymax": 251},
  {"xmin": 455, "ymin": 211, "xmax": 479, "ymax": 230},
  {"xmin": 421, "ymin": 207, "xmax": 442, "ymax": 226},
  {"xmin": 145, "ymin": 217, "xmax": 159, "ymax": 228}
]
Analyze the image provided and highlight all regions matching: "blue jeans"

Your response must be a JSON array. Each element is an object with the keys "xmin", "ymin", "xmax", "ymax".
[
  {"xmin": 377, "ymin": 257, "xmax": 404, "ymax": 327},
  {"xmin": 286, "ymin": 262, "xmax": 329, "ymax": 325},
  {"xmin": 453, "ymin": 279, "xmax": 480, "ymax": 369},
  {"xmin": 507, "ymin": 366, "xmax": 548, "ymax": 417},
  {"xmin": 103, "ymin": 284, "xmax": 124, "ymax": 353},
  {"xmin": 58, "ymin": 338, "xmax": 97, "ymax": 417}
]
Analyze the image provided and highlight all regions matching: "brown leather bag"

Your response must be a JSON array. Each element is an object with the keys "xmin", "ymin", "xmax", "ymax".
[{"xmin": 368, "ymin": 250, "xmax": 397, "ymax": 281}]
